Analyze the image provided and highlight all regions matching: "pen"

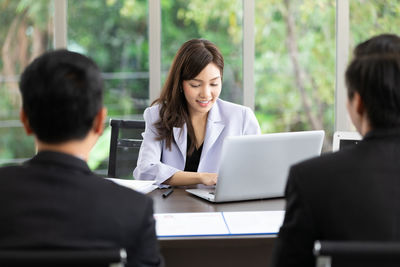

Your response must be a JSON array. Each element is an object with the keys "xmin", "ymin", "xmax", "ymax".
[{"xmin": 162, "ymin": 188, "xmax": 174, "ymax": 198}]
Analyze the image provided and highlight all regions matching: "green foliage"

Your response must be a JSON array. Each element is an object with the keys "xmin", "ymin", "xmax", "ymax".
[
  {"xmin": 17, "ymin": 0, "xmax": 51, "ymax": 30},
  {"xmin": 88, "ymin": 126, "xmax": 111, "ymax": 170},
  {"xmin": 0, "ymin": 127, "xmax": 34, "ymax": 160},
  {"xmin": 350, "ymin": 0, "xmax": 400, "ymax": 50},
  {"xmin": 254, "ymin": 0, "xmax": 335, "ymax": 143}
]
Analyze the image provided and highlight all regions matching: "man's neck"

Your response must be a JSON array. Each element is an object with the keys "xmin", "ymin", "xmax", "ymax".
[
  {"xmin": 36, "ymin": 140, "xmax": 91, "ymax": 162},
  {"xmin": 359, "ymin": 114, "xmax": 372, "ymax": 136}
]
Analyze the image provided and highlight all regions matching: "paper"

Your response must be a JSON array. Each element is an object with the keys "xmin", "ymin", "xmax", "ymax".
[
  {"xmin": 106, "ymin": 178, "xmax": 158, "ymax": 194},
  {"xmin": 154, "ymin": 212, "xmax": 229, "ymax": 237},
  {"xmin": 223, "ymin": 210, "xmax": 285, "ymax": 235},
  {"xmin": 154, "ymin": 210, "xmax": 285, "ymax": 237}
]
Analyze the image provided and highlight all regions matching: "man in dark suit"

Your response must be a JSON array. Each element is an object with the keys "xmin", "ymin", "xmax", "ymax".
[
  {"xmin": 0, "ymin": 50, "xmax": 163, "ymax": 267},
  {"xmin": 270, "ymin": 33, "xmax": 400, "ymax": 267}
]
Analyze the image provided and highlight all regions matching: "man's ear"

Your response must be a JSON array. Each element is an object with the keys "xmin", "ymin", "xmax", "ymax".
[
  {"xmin": 93, "ymin": 107, "xmax": 107, "ymax": 135},
  {"xmin": 19, "ymin": 109, "xmax": 34, "ymax": 135},
  {"xmin": 354, "ymin": 92, "xmax": 365, "ymax": 116}
]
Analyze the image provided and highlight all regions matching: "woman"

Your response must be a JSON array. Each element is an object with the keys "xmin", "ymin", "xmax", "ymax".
[{"xmin": 133, "ymin": 39, "xmax": 260, "ymax": 186}]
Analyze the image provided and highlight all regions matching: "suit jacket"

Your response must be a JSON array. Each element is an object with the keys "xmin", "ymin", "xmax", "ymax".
[
  {"xmin": 270, "ymin": 128, "xmax": 400, "ymax": 267},
  {"xmin": 0, "ymin": 151, "xmax": 163, "ymax": 267},
  {"xmin": 133, "ymin": 98, "xmax": 261, "ymax": 185}
]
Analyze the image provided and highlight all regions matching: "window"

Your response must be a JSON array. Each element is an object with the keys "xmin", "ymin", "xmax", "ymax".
[
  {"xmin": 255, "ymin": 0, "xmax": 335, "ymax": 151},
  {"xmin": 350, "ymin": 0, "xmax": 399, "ymax": 49},
  {"xmin": 68, "ymin": 0, "xmax": 149, "ymax": 117},
  {"xmin": 68, "ymin": 0, "xmax": 149, "ymax": 174},
  {"xmin": 2, "ymin": 0, "xmax": 395, "ymax": 169},
  {"xmin": 0, "ymin": 0, "xmax": 53, "ymax": 166}
]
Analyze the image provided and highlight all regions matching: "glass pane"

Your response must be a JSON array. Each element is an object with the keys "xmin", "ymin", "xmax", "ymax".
[
  {"xmin": 350, "ymin": 0, "xmax": 400, "ymax": 50},
  {"xmin": 161, "ymin": 0, "xmax": 243, "ymax": 104},
  {"xmin": 0, "ymin": 0, "xmax": 53, "ymax": 166},
  {"xmin": 68, "ymin": 0, "xmax": 149, "ymax": 117},
  {"xmin": 255, "ymin": 0, "xmax": 335, "ymax": 151},
  {"xmin": 68, "ymin": 0, "xmax": 149, "ymax": 175}
]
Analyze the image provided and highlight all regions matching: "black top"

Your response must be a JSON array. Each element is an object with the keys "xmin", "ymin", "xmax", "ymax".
[
  {"xmin": 184, "ymin": 135, "xmax": 203, "ymax": 172},
  {"xmin": 0, "ymin": 151, "xmax": 163, "ymax": 267},
  {"xmin": 270, "ymin": 128, "xmax": 400, "ymax": 267}
]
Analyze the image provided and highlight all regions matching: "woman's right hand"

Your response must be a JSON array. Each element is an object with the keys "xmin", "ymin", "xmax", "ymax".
[
  {"xmin": 199, "ymin": 172, "xmax": 218, "ymax": 186},
  {"xmin": 164, "ymin": 171, "xmax": 218, "ymax": 186}
]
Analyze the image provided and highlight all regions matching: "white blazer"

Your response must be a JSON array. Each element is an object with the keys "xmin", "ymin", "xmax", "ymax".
[{"xmin": 133, "ymin": 98, "xmax": 261, "ymax": 185}]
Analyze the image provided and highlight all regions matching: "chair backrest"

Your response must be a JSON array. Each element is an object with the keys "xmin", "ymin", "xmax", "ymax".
[
  {"xmin": 108, "ymin": 119, "xmax": 145, "ymax": 179},
  {"xmin": 314, "ymin": 240, "xmax": 400, "ymax": 267},
  {"xmin": 0, "ymin": 248, "xmax": 126, "ymax": 267}
]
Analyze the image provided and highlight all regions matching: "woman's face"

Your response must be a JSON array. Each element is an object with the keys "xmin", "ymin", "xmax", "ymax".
[{"xmin": 182, "ymin": 63, "xmax": 222, "ymax": 117}]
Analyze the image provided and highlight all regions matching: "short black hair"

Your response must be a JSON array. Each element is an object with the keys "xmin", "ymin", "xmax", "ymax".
[
  {"xmin": 19, "ymin": 49, "xmax": 104, "ymax": 143},
  {"xmin": 346, "ymin": 34, "xmax": 400, "ymax": 129},
  {"xmin": 354, "ymin": 33, "xmax": 400, "ymax": 57}
]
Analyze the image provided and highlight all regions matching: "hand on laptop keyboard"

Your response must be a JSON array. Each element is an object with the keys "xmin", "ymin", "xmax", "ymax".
[{"xmin": 199, "ymin": 172, "xmax": 218, "ymax": 186}]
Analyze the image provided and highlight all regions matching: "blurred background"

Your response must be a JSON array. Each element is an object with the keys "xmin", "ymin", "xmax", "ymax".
[{"xmin": 0, "ymin": 0, "xmax": 398, "ymax": 175}]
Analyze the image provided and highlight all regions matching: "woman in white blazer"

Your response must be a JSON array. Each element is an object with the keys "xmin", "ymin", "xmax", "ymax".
[{"xmin": 133, "ymin": 39, "xmax": 260, "ymax": 186}]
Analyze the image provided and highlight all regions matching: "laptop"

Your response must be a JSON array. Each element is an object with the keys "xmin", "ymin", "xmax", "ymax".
[
  {"xmin": 332, "ymin": 131, "xmax": 361, "ymax": 152},
  {"xmin": 186, "ymin": 130, "xmax": 325, "ymax": 202}
]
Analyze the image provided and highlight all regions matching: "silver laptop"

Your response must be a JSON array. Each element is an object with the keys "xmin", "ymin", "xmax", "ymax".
[{"xmin": 186, "ymin": 130, "xmax": 325, "ymax": 202}]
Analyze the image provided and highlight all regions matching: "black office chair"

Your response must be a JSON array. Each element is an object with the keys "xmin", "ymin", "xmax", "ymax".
[
  {"xmin": 0, "ymin": 248, "xmax": 127, "ymax": 267},
  {"xmin": 314, "ymin": 240, "xmax": 400, "ymax": 267},
  {"xmin": 108, "ymin": 119, "xmax": 145, "ymax": 179}
]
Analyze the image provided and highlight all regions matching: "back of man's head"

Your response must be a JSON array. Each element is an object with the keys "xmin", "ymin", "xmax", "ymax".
[
  {"xmin": 354, "ymin": 33, "xmax": 400, "ymax": 57},
  {"xmin": 19, "ymin": 49, "xmax": 104, "ymax": 143},
  {"xmin": 346, "ymin": 33, "xmax": 400, "ymax": 129}
]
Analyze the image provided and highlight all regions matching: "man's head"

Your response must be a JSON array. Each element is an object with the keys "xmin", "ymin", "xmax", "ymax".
[
  {"xmin": 345, "ymin": 34, "xmax": 400, "ymax": 133},
  {"xmin": 354, "ymin": 33, "xmax": 400, "ymax": 57},
  {"xmin": 19, "ymin": 49, "xmax": 105, "ymax": 144}
]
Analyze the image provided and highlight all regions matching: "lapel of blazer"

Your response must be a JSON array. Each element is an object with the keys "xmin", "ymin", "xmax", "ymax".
[
  {"xmin": 202, "ymin": 100, "xmax": 225, "ymax": 160},
  {"xmin": 173, "ymin": 123, "xmax": 187, "ymax": 160}
]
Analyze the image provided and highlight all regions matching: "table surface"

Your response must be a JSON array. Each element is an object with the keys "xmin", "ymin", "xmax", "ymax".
[
  {"xmin": 149, "ymin": 187, "xmax": 286, "ymax": 214},
  {"xmin": 150, "ymin": 188, "xmax": 284, "ymax": 267}
]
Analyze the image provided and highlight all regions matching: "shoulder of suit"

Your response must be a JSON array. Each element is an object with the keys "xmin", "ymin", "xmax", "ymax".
[
  {"xmin": 0, "ymin": 165, "xmax": 21, "ymax": 173},
  {"xmin": 216, "ymin": 98, "xmax": 247, "ymax": 110},
  {"xmin": 216, "ymin": 98, "xmax": 251, "ymax": 115},
  {"xmin": 144, "ymin": 104, "xmax": 162, "ymax": 122},
  {"xmin": 97, "ymin": 177, "xmax": 152, "ymax": 204},
  {"xmin": 0, "ymin": 166, "xmax": 26, "ymax": 182},
  {"xmin": 90, "ymin": 178, "xmax": 153, "ymax": 221},
  {"xmin": 290, "ymin": 147, "xmax": 358, "ymax": 180},
  {"xmin": 144, "ymin": 104, "xmax": 161, "ymax": 114}
]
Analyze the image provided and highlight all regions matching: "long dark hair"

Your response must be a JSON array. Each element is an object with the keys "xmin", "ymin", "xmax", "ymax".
[{"xmin": 152, "ymin": 39, "xmax": 224, "ymax": 155}]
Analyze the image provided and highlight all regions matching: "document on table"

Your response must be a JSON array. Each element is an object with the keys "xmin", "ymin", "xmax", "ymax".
[
  {"xmin": 222, "ymin": 210, "xmax": 285, "ymax": 234},
  {"xmin": 106, "ymin": 178, "xmax": 158, "ymax": 194},
  {"xmin": 155, "ymin": 212, "xmax": 229, "ymax": 237},
  {"xmin": 154, "ymin": 210, "xmax": 285, "ymax": 237}
]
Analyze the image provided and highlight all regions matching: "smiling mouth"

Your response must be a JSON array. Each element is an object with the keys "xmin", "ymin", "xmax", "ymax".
[{"xmin": 197, "ymin": 99, "xmax": 212, "ymax": 104}]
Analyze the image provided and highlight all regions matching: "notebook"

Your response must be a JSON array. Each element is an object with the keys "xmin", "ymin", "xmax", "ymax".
[
  {"xmin": 332, "ymin": 131, "xmax": 361, "ymax": 152},
  {"xmin": 186, "ymin": 130, "xmax": 325, "ymax": 203}
]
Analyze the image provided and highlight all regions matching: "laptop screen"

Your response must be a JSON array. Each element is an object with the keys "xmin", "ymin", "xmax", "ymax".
[
  {"xmin": 339, "ymin": 139, "xmax": 360, "ymax": 150},
  {"xmin": 332, "ymin": 131, "xmax": 361, "ymax": 152}
]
